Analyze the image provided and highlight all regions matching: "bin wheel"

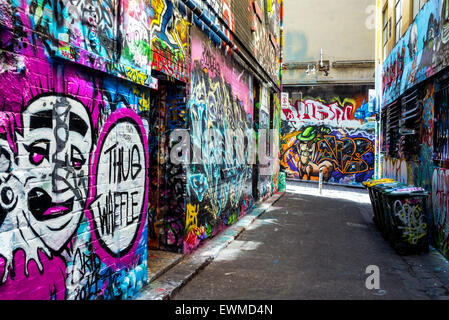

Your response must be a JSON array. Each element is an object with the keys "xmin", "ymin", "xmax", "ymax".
[
  {"xmin": 418, "ymin": 241, "xmax": 429, "ymax": 254},
  {"xmin": 387, "ymin": 232, "xmax": 396, "ymax": 246},
  {"xmin": 394, "ymin": 242, "xmax": 409, "ymax": 256},
  {"xmin": 420, "ymin": 246, "xmax": 429, "ymax": 254},
  {"xmin": 373, "ymin": 216, "xmax": 382, "ymax": 231}
]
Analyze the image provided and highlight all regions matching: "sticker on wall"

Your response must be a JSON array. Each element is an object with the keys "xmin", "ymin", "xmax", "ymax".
[{"xmin": 281, "ymin": 92, "xmax": 289, "ymax": 109}]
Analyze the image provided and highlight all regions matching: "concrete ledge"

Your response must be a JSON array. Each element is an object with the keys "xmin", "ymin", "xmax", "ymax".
[
  {"xmin": 134, "ymin": 192, "xmax": 286, "ymax": 300},
  {"xmin": 148, "ymin": 251, "xmax": 184, "ymax": 284}
]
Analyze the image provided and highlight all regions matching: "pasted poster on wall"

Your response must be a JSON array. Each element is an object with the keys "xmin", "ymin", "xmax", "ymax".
[{"xmin": 258, "ymin": 84, "xmax": 272, "ymax": 199}]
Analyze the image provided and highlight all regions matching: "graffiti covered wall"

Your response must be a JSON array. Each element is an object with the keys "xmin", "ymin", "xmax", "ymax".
[
  {"xmin": 251, "ymin": 0, "xmax": 280, "ymax": 85},
  {"xmin": 149, "ymin": 0, "xmax": 190, "ymax": 82},
  {"xmin": 185, "ymin": 26, "xmax": 255, "ymax": 252},
  {"xmin": 380, "ymin": 0, "xmax": 449, "ymax": 259},
  {"xmin": 380, "ymin": 79, "xmax": 439, "ymax": 252},
  {"xmin": 0, "ymin": 0, "xmax": 283, "ymax": 299},
  {"xmin": 382, "ymin": 0, "xmax": 449, "ymax": 105},
  {"xmin": 0, "ymin": 1, "xmax": 151, "ymax": 300},
  {"xmin": 281, "ymin": 85, "xmax": 376, "ymax": 185}
]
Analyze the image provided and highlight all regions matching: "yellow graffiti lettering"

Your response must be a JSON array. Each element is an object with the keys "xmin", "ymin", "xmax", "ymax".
[
  {"xmin": 126, "ymin": 67, "xmax": 148, "ymax": 86},
  {"xmin": 186, "ymin": 203, "xmax": 199, "ymax": 232}
]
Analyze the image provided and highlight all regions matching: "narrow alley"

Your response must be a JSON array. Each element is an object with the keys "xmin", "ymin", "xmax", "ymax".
[
  {"xmin": 4, "ymin": 0, "xmax": 449, "ymax": 307},
  {"xmin": 170, "ymin": 181, "xmax": 449, "ymax": 300}
]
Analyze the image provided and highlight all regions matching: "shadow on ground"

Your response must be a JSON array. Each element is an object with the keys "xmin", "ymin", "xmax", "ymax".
[{"xmin": 172, "ymin": 181, "xmax": 449, "ymax": 300}]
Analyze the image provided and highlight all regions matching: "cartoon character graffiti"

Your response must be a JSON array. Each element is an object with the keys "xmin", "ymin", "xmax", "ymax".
[
  {"xmin": 0, "ymin": 94, "xmax": 93, "ymax": 299},
  {"xmin": 283, "ymin": 126, "xmax": 334, "ymax": 181},
  {"xmin": 281, "ymin": 125, "xmax": 375, "ymax": 184},
  {"xmin": 0, "ymin": 92, "xmax": 149, "ymax": 299},
  {"xmin": 0, "ymin": 0, "xmax": 153, "ymax": 300}
]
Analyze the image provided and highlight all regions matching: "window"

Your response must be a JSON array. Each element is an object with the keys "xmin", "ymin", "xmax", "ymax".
[
  {"xmin": 398, "ymin": 89, "xmax": 421, "ymax": 160},
  {"xmin": 434, "ymin": 81, "xmax": 449, "ymax": 165},
  {"xmin": 388, "ymin": 17, "xmax": 392, "ymax": 57},
  {"xmin": 413, "ymin": 0, "xmax": 425, "ymax": 19},
  {"xmin": 383, "ymin": 8, "xmax": 388, "ymax": 44},
  {"xmin": 395, "ymin": 0, "xmax": 402, "ymax": 43},
  {"xmin": 383, "ymin": 8, "xmax": 388, "ymax": 59},
  {"xmin": 381, "ymin": 107, "xmax": 387, "ymax": 154}
]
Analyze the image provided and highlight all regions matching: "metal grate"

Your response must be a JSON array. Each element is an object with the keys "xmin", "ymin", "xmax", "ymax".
[{"xmin": 385, "ymin": 100, "xmax": 401, "ymax": 158}]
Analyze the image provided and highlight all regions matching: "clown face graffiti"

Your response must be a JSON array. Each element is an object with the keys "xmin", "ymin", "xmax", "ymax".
[
  {"xmin": 20, "ymin": 95, "xmax": 92, "ymax": 250},
  {"xmin": 0, "ymin": 95, "xmax": 92, "ymax": 281}
]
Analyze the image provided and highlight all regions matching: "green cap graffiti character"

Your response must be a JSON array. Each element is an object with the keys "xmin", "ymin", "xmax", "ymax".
[
  {"xmin": 297, "ymin": 126, "xmax": 317, "ymax": 142},
  {"xmin": 295, "ymin": 126, "xmax": 334, "ymax": 181}
]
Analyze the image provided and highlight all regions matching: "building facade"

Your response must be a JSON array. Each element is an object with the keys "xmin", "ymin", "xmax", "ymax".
[
  {"xmin": 281, "ymin": 0, "xmax": 377, "ymax": 186},
  {"xmin": 0, "ymin": 0, "xmax": 282, "ymax": 300},
  {"xmin": 376, "ymin": 0, "xmax": 449, "ymax": 258}
]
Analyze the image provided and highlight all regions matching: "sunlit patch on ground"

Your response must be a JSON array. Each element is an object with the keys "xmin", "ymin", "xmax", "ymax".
[
  {"xmin": 286, "ymin": 180, "xmax": 372, "ymax": 204},
  {"xmin": 214, "ymin": 240, "xmax": 263, "ymax": 262}
]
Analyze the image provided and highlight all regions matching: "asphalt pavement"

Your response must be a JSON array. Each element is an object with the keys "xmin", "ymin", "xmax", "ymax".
[{"xmin": 170, "ymin": 181, "xmax": 449, "ymax": 300}]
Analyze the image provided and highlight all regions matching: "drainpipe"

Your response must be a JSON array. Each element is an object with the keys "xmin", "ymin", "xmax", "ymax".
[{"xmin": 280, "ymin": 0, "xmax": 283, "ymax": 92}]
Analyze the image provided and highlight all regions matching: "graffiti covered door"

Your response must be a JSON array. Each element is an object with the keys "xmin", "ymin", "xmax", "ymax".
[
  {"xmin": 148, "ymin": 77, "xmax": 187, "ymax": 253},
  {"xmin": 148, "ymin": 84, "xmax": 164, "ymax": 249}
]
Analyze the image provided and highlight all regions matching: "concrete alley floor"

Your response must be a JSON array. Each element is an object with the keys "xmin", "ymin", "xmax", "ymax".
[{"xmin": 172, "ymin": 181, "xmax": 449, "ymax": 300}]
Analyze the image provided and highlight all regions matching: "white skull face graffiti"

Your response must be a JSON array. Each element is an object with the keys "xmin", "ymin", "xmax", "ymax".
[
  {"xmin": 18, "ymin": 96, "xmax": 92, "ymax": 252},
  {"xmin": 0, "ymin": 95, "xmax": 92, "ymax": 280}
]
